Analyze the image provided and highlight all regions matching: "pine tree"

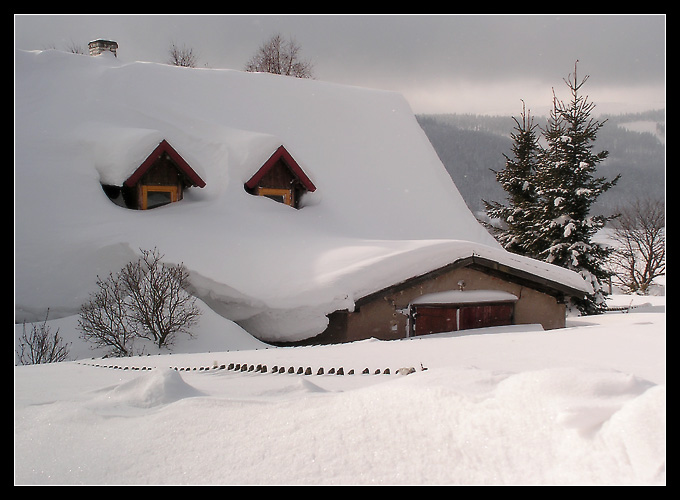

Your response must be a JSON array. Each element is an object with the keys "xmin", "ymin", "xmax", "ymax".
[
  {"xmin": 532, "ymin": 63, "xmax": 620, "ymax": 315},
  {"xmin": 486, "ymin": 63, "xmax": 620, "ymax": 315},
  {"xmin": 484, "ymin": 101, "xmax": 541, "ymax": 256}
]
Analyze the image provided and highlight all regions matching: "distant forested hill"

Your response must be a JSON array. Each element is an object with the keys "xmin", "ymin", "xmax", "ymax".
[{"xmin": 417, "ymin": 110, "xmax": 665, "ymax": 217}]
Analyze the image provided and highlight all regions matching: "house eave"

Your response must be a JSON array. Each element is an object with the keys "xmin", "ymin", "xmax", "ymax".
[
  {"xmin": 468, "ymin": 255, "xmax": 587, "ymax": 299},
  {"xmin": 354, "ymin": 254, "xmax": 586, "ymax": 309}
]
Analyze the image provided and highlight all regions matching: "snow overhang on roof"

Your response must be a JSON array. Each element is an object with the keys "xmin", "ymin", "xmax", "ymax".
[
  {"xmin": 411, "ymin": 290, "xmax": 518, "ymax": 306},
  {"xmin": 354, "ymin": 248, "xmax": 590, "ymax": 310},
  {"xmin": 465, "ymin": 254, "xmax": 589, "ymax": 299}
]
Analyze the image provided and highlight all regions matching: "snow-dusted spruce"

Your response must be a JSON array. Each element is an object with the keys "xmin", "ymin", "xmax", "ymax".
[
  {"xmin": 535, "ymin": 66, "xmax": 620, "ymax": 314},
  {"xmin": 486, "ymin": 63, "xmax": 620, "ymax": 315},
  {"xmin": 484, "ymin": 100, "xmax": 541, "ymax": 256}
]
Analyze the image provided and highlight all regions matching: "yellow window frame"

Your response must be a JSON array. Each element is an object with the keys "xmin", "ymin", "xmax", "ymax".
[
  {"xmin": 256, "ymin": 187, "xmax": 293, "ymax": 206},
  {"xmin": 141, "ymin": 185, "xmax": 179, "ymax": 210}
]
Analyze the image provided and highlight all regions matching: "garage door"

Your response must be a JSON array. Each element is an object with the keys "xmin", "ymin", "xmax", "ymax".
[
  {"xmin": 413, "ymin": 306, "xmax": 458, "ymax": 336},
  {"xmin": 458, "ymin": 303, "xmax": 514, "ymax": 330}
]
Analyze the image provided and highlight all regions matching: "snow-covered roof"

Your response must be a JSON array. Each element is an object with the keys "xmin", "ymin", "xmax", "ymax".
[
  {"xmin": 411, "ymin": 290, "xmax": 518, "ymax": 305},
  {"xmin": 15, "ymin": 49, "xmax": 590, "ymax": 342}
]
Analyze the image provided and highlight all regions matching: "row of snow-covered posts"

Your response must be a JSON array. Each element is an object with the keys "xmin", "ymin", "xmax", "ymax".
[
  {"xmin": 171, "ymin": 362, "xmax": 420, "ymax": 376},
  {"xmin": 77, "ymin": 361, "xmax": 423, "ymax": 375},
  {"xmin": 77, "ymin": 362, "xmax": 154, "ymax": 371}
]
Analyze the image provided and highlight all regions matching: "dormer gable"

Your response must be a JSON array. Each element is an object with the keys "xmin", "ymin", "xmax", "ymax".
[
  {"xmin": 244, "ymin": 145, "xmax": 316, "ymax": 209},
  {"xmin": 103, "ymin": 139, "xmax": 205, "ymax": 210},
  {"xmin": 124, "ymin": 139, "xmax": 205, "ymax": 189}
]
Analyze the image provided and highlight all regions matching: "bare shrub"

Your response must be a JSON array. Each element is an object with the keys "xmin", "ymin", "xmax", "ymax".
[
  {"xmin": 17, "ymin": 310, "xmax": 71, "ymax": 365},
  {"xmin": 78, "ymin": 248, "xmax": 201, "ymax": 356},
  {"xmin": 78, "ymin": 271, "xmax": 139, "ymax": 357},
  {"xmin": 609, "ymin": 198, "xmax": 665, "ymax": 295},
  {"xmin": 244, "ymin": 33, "xmax": 314, "ymax": 78}
]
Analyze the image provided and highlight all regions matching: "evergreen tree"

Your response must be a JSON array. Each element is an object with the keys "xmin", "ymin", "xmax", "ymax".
[
  {"xmin": 484, "ymin": 101, "xmax": 541, "ymax": 256},
  {"xmin": 486, "ymin": 63, "xmax": 620, "ymax": 315},
  {"xmin": 532, "ymin": 63, "xmax": 620, "ymax": 315}
]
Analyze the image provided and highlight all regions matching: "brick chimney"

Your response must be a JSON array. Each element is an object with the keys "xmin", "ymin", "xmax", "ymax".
[{"xmin": 88, "ymin": 39, "xmax": 118, "ymax": 57}]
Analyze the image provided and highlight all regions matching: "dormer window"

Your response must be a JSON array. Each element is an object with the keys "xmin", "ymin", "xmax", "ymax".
[
  {"xmin": 102, "ymin": 139, "xmax": 205, "ymax": 210},
  {"xmin": 256, "ymin": 187, "xmax": 293, "ymax": 205},
  {"xmin": 245, "ymin": 145, "xmax": 316, "ymax": 209},
  {"xmin": 141, "ymin": 185, "xmax": 179, "ymax": 210}
]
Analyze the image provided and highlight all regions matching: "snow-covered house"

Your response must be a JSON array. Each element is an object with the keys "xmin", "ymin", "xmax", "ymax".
[{"xmin": 14, "ymin": 48, "xmax": 590, "ymax": 346}]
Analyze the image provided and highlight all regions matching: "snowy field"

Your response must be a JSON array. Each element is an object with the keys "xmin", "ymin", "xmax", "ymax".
[{"xmin": 14, "ymin": 293, "xmax": 665, "ymax": 485}]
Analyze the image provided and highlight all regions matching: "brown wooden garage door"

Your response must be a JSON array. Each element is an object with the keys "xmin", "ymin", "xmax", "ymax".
[
  {"xmin": 413, "ymin": 306, "xmax": 458, "ymax": 336},
  {"xmin": 413, "ymin": 303, "xmax": 514, "ymax": 336}
]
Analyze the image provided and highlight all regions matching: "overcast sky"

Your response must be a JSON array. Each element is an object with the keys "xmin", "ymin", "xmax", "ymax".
[{"xmin": 14, "ymin": 14, "xmax": 666, "ymax": 116}]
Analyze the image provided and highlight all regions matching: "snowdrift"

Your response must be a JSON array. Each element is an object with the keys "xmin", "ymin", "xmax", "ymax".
[
  {"xmin": 15, "ymin": 49, "xmax": 587, "ymax": 342},
  {"xmin": 14, "ymin": 296, "xmax": 666, "ymax": 485}
]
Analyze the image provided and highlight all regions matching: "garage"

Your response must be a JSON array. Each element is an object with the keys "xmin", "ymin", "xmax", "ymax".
[{"xmin": 409, "ymin": 290, "xmax": 518, "ymax": 336}]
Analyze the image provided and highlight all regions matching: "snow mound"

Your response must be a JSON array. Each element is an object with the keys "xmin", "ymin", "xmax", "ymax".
[
  {"xmin": 96, "ymin": 369, "xmax": 204, "ymax": 408},
  {"xmin": 495, "ymin": 366, "xmax": 655, "ymax": 401},
  {"xmin": 598, "ymin": 384, "xmax": 666, "ymax": 482},
  {"xmin": 361, "ymin": 366, "xmax": 664, "ymax": 484},
  {"xmin": 493, "ymin": 367, "xmax": 657, "ymax": 436}
]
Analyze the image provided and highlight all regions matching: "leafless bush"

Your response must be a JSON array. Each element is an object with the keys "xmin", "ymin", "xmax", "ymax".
[
  {"xmin": 78, "ymin": 248, "xmax": 201, "ymax": 356},
  {"xmin": 78, "ymin": 271, "xmax": 139, "ymax": 357},
  {"xmin": 244, "ymin": 33, "xmax": 314, "ymax": 78},
  {"xmin": 609, "ymin": 198, "xmax": 665, "ymax": 294},
  {"xmin": 121, "ymin": 248, "xmax": 201, "ymax": 347},
  {"xmin": 16, "ymin": 310, "xmax": 71, "ymax": 365},
  {"xmin": 167, "ymin": 42, "xmax": 198, "ymax": 67}
]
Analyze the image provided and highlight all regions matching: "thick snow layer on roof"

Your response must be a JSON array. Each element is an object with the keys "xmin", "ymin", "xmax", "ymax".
[
  {"xmin": 411, "ymin": 290, "xmax": 518, "ymax": 305},
  {"xmin": 15, "ymin": 49, "xmax": 589, "ymax": 342}
]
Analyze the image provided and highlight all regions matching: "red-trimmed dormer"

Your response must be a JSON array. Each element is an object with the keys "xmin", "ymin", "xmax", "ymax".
[
  {"xmin": 245, "ymin": 145, "xmax": 316, "ymax": 209},
  {"xmin": 104, "ymin": 139, "xmax": 205, "ymax": 210}
]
